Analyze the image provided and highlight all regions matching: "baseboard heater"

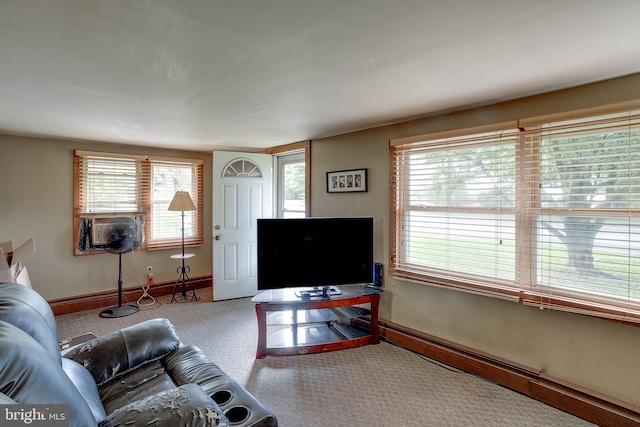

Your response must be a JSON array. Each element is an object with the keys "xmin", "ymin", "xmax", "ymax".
[
  {"xmin": 48, "ymin": 276, "xmax": 212, "ymax": 316},
  {"xmin": 379, "ymin": 319, "xmax": 639, "ymax": 427}
]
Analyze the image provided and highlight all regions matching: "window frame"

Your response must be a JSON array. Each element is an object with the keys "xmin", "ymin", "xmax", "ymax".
[
  {"xmin": 390, "ymin": 109, "xmax": 640, "ymax": 323},
  {"xmin": 266, "ymin": 141, "xmax": 310, "ymax": 218},
  {"xmin": 73, "ymin": 150, "xmax": 203, "ymax": 254},
  {"xmin": 275, "ymin": 151, "xmax": 306, "ymax": 218}
]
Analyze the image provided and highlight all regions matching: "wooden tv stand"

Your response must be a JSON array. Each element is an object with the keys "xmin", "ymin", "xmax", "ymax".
[{"xmin": 251, "ymin": 285, "xmax": 381, "ymax": 359}]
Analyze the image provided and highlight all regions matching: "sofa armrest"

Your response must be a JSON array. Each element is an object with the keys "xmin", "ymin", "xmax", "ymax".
[
  {"xmin": 165, "ymin": 345, "xmax": 278, "ymax": 427},
  {"xmin": 99, "ymin": 383, "xmax": 229, "ymax": 427},
  {"xmin": 64, "ymin": 318, "xmax": 181, "ymax": 385},
  {"xmin": 62, "ymin": 357, "xmax": 107, "ymax": 423},
  {"xmin": 0, "ymin": 321, "xmax": 99, "ymax": 427}
]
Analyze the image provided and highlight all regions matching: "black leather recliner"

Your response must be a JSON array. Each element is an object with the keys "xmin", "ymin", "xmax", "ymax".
[{"xmin": 0, "ymin": 283, "xmax": 277, "ymax": 427}]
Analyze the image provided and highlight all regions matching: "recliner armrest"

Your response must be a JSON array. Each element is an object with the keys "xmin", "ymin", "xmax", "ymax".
[
  {"xmin": 62, "ymin": 357, "xmax": 107, "ymax": 423},
  {"xmin": 99, "ymin": 383, "xmax": 229, "ymax": 427},
  {"xmin": 165, "ymin": 345, "xmax": 278, "ymax": 427},
  {"xmin": 64, "ymin": 318, "xmax": 181, "ymax": 385}
]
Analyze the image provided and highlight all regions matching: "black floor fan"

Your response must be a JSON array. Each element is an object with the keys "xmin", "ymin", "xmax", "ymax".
[{"xmin": 99, "ymin": 217, "xmax": 142, "ymax": 318}]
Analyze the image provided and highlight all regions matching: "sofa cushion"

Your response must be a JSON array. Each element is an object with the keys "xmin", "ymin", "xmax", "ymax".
[
  {"xmin": 0, "ymin": 320, "xmax": 98, "ymax": 427},
  {"xmin": 98, "ymin": 359, "xmax": 177, "ymax": 415},
  {"xmin": 99, "ymin": 383, "xmax": 229, "ymax": 427},
  {"xmin": 0, "ymin": 282, "xmax": 62, "ymax": 365}
]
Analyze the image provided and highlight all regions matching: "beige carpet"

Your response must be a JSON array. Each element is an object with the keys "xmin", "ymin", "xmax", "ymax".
[{"xmin": 56, "ymin": 289, "xmax": 594, "ymax": 427}]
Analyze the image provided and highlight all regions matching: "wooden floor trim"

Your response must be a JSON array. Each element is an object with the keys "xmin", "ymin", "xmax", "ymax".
[
  {"xmin": 48, "ymin": 276, "xmax": 212, "ymax": 316},
  {"xmin": 379, "ymin": 319, "xmax": 640, "ymax": 427}
]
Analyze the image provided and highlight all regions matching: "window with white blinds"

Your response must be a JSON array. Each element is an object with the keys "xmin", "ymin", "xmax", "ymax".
[
  {"xmin": 391, "ymin": 129, "xmax": 522, "ymax": 300},
  {"xmin": 391, "ymin": 110, "xmax": 640, "ymax": 322},
  {"xmin": 74, "ymin": 150, "xmax": 203, "ymax": 253},
  {"xmin": 79, "ymin": 154, "xmax": 143, "ymax": 213},
  {"xmin": 148, "ymin": 159, "xmax": 203, "ymax": 249}
]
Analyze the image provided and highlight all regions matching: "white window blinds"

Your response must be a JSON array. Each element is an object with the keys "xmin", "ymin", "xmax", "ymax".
[
  {"xmin": 521, "ymin": 111, "xmax": 640, "ymax": 321},
  {"xmin": 391, "ymin": 110, "xmax": 640, "ymax": 322},
  {"xmin": 391, "ymin": 130, "xmax": 522, "ymax": 300},
  {"xmin": 76, "ymin": 154, "xmax": 145, "ymax": 214},
  {"xmin": 74, "ymin": 150, "xmax": 203, "ymax": 253},
  {"xmin": 148, "ymin": 159, "xmax": 203, "ymax": 249}
]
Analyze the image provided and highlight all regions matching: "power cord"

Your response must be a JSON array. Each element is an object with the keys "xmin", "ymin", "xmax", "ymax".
[
  {"xmin": 128, "ymin": 249, "xmax": 159, "ymax": 308},
  {"xmin": 137, "ymin": 268, "xmax": 157, "ymax": 307}
]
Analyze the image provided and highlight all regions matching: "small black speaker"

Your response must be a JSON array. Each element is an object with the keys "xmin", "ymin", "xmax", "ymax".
[{"xmin": 374, "ymin": 262, "xmax": 383, "ymax": 286}]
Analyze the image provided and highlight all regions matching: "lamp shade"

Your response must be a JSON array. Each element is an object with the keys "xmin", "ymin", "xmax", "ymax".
[{"xmin": 168, "ymin": 191, "xmax": 196, "ymax": 211}]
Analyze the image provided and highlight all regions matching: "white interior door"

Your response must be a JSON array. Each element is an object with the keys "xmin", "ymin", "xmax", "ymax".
[{"xmin": 212, "ymin": 151, "xmax": 272, "ymax": 300}]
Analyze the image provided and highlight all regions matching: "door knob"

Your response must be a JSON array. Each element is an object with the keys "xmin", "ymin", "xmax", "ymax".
[{"xmin": 215, "ymin": 235, "xmax": 221, "ymax": 240}]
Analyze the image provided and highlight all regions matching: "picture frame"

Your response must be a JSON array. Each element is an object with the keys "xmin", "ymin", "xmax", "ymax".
[{"xmin": 326, "ymin": 168, "xmax": 368, "ymax": 193}]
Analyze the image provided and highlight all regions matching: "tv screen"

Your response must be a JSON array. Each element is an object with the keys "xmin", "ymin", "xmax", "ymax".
[{"xmin": 257, "ymin": 217, "xmax": 374, "ymax": 290}]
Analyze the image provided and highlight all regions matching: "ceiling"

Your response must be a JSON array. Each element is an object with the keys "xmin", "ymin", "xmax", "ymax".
[{"xmin": 1, "ymin": 1, "xmax": 640, "ymax": 152}]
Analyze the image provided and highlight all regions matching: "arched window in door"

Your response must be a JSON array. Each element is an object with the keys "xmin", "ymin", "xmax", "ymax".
[{"xmin": 222, "ymin": 159, "xmax": 262, "ymax": 177}]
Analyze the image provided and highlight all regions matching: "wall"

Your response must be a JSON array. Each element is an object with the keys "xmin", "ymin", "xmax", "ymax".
[
  {"xmin": 0, "ymin": 135, "xmax": 213, "ymax": 301},
  {"xmin": 310, "ymin": 73, "xmax": 640, "ymax": 406}
]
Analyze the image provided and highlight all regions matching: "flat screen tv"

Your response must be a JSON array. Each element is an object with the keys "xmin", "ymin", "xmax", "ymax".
[{"xmin": 257, "ymin": 217, "xmax": 374, "ymax": 292}]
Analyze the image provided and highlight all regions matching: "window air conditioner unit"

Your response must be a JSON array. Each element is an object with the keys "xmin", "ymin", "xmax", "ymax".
[{"xmin": 91, "ymin": 216, "xmax": 138, "ymax": 246}]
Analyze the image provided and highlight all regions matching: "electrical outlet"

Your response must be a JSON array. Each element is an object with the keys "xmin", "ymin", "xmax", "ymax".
[{"xmin": 146, "ymin": 266, "xmax": 153, "ymax": 276}]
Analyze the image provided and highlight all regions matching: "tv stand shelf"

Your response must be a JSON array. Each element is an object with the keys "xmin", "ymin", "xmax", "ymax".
[{"xmin": 251, "ymin": 285, "xmax": 382, "ymax": 358}]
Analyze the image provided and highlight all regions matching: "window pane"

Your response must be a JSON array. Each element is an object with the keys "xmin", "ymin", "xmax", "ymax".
[
  {"xmin": 85, "ymin": 156, "xmax": 139, "ymax": 213},
  {"xmin": 276, "ymin": 151, "xmax": 306, "ymax": 218},
  {"xmin": 283, "ymin": 161, "xmax": 305, "ymax": 216},
  {"xmin": 537, "ymin": 215, "xmax": 640, "ymax": 301},
  {"xmin": 537, "ymin": 116, "xmax": 640, "ymax": 302},
  {"xmin": 409, "ymin": 143, "xmax": 516, "ymax": 208},
  {"xmin": 152, "ymin": 162, "xmax": 197, "ymax": 240},
  {"xmin": 395, "ymin": 134, "xmax": 518, "ymax": 286},
  {"xmin": 541, "ymin": 130, "xmax": 640, "ymax": 210},
  {"xmin": 404, "ymin": 211, "xmax": 516, "ymax": 280}
]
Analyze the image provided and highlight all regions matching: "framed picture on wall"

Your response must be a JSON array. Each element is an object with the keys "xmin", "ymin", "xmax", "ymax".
[{"xmin": 326, "ymin": 169, "xmax": 368, "ymax": 193}]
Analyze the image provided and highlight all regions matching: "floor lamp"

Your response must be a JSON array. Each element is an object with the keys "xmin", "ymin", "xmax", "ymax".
[{"xmin": 168, "ymin": 191, "xmax": 197, "ymax": 301}]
